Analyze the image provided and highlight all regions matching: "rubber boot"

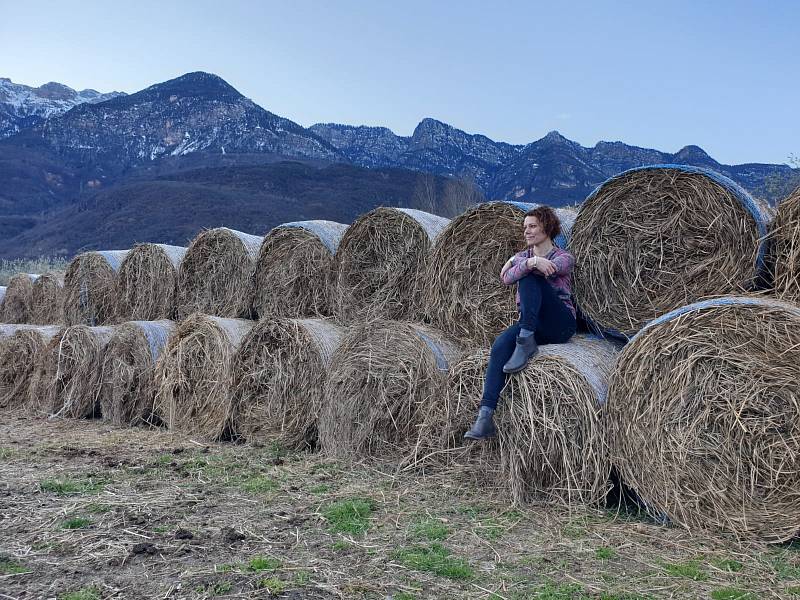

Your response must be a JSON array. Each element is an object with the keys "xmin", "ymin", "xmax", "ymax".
[
  {"xmin": 464, "ymin": 406, "xmax": 496, "ymax": 440},
  {"xmin": 502, "ymin": 335, "xmax": 539, "ymax": 374}
]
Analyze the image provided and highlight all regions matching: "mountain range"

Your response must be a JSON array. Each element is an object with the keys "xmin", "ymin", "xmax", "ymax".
[{"xmin": 0, "ymin": 72, "xmax": 795, "ymax": 259}]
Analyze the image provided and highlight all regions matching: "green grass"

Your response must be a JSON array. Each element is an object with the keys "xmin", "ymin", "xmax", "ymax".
[
  {"xmin": 61, "ymin": 517, "xmax": 92, "ymax": 529},
  {"xmin": 394, "ymin": 594, "xmax": 417, "ymax": 600},
  {"xmin": 411, "ymin": 518, "xmax": 451, "ymax": 541},
  {"xmin": 60, "ymin": 588, "xmax": 101, "ymax": 600},
  {"xmin": 0, "ymin": 557, "xmax": 29, "ymax": 575},
  {"xmin": 210, "ymin": 581, "xmax": 232, "ymax": 595},
  {"xmin": 293, "ymin": 570, "xmax": 311, "ymax": 585},
  {"xmin": 393, "ymin": 543, "xmax": 473, "ymax": 580},
  {"xmin": 246, "ymin": 556, "xmax": 281, "ymax": 572},
  {"xmin": 39, "ymin": 477, "xmax": 105, "ymax": 496},
  {"xmin": 769, "ymin": 551, "xmax": 800, "ymax": 579},
  {"xmin": 530, "ymin": 582, "xmax": 588, "ymax": 599},
  {"xmin": 240, "ymin": 475, "xmax": 279, "ymax": 494},
  {"xmin": 83, "ymin": 502, "xmax": 112, "ymax": 514},
  {"xmin": 711, "ymin": 558, "xmax": 744, "ymax": 573},
  {"xmin": 323, "ymin": 498, "xmax": 375, "ymax": 534},
  {"xmin": 310, "ymin": 483, "xmax": 332, "ymax": 494},
  {"xmin": 332, "ymin": 540, "xmax": 352, "ymax": 551},
  {"xmin": 709, "ymin": 588, "xmax": 757, "ymax": 600},
  {"xmin": 787, "ymin": 586, "xmax": 800, "ymax": 596},
  {"xmin": 595, "ymin": 547, "xmax": 617, "ymax": 560},
  {"xmin": 0, "ymin": 447, "xmax": 14, "ymax": 459},
  {"xmin": 256, "ymin": 577, "xmax": 286, "ymax": 594},
  {"xmin": 661, "ymin": 559, "xmax": 708, "ymax": 581}
]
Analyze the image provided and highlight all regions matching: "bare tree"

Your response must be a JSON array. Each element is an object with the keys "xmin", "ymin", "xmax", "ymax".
[
  {"xmin": 440, "ymin": 175, "xmax": 485, "ymax": 218},
  {"xmin": 411, "ymin": 173, "xmax": 438, "ymax": 213}
]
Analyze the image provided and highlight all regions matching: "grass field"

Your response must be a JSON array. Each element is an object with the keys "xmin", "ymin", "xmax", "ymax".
[{"xmin": 0, "ymin": 411, "xmax": 798, "ymax": 599}]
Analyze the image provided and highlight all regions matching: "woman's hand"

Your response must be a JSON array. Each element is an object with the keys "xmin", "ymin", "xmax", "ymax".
[{"xmin": 527, "ymin": 256, "xmax": 557, "ymax": 276}]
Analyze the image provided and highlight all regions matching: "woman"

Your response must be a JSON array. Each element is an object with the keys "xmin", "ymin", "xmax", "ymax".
[{"xmin": 464, "ymin": 205, "xmax": 577, "ymax": 440}]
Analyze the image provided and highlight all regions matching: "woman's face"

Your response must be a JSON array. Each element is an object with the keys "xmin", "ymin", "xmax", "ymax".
[{"xmin": 523, "ymin": 216, "xmax": 549, "ymax": 247}]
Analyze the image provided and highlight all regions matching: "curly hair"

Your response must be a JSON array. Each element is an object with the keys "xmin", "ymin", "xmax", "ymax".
[{"xmin": 525, "ymin": 206, "xmax": 561, "ymax": 240}]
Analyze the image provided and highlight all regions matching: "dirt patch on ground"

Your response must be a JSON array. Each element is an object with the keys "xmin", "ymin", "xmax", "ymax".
[{"xmin": 1, "ymin": 411, "xmax": 798, "ymax": 599}]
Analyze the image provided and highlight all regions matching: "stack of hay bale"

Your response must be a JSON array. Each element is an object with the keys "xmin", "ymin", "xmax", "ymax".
[{"xmin": 3, "ymin": 163, "xmax": 799, "ymax": 544}]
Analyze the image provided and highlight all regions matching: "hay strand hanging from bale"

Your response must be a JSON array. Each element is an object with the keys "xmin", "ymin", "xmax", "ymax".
[
  {"xmin": 570, "ymin": 165, "xmax": 769, "ymax": 338},
  {"xmin": 0, "ymin": 286, "xmax": 6, "ymax": 308},
  {"xmin": 771, "ymin": 186, "xmax": 800, "ymax": 303},
  {"xmin": 117, "ymin": 244, "xmax": 187, "ymax": 321},
  {"xmin": 333, "ymin": 208, "xmax": 449, "ymax": 321},
  {"xmin": 177, "ymin": 227, "xmax": 263, "ymax": 319},
  {"xmin": 98, "ymin": 320, "xmax": 175, "ymax": 426},
  {"xmin": 606, "ymin": 296, "xmax": 800, "ymax": 542},
  {"xmin": 252, "ymin": 221, "xmax": 347, "ymax": 319},
  {"xmin": 154, "ymin": 315, "xmax": 253, "ymax": 440},
  {"xmin": 30, "ymin": 272, "xmax": 65, "ymax": 325},
  {"xmin": 425, "ymin": 202, "xmax": 575, "ymax": 345},
  {"xmin": 26, "ymin": 327, "xmax": 67, "ymax": 417},
  {"xmin": 52, "ymin": 325, "xmax": 116, "ymax": 419},
  {"xmin": 319, "ymin": 320, "xmax": 461, "ymax": 459},
  {"xmin": 63, "ymin": 250, "xmax": 129, "ymax": 326},
  {"xmin": 0, "ymin": 325, "xmax": 62, "ymax": 410},
  {"xmin": 1, "ymin": 273, "xmax": 39, "ymax": 323},
  {"xmin": 233, "ymin": 317, "xmax": 344, "ymax": 449}
]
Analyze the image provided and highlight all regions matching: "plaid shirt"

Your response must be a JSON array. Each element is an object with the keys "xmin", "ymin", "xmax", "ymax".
[{"xmin": 501, "ymin": 246, "xmax": 576, "ymax": 317}]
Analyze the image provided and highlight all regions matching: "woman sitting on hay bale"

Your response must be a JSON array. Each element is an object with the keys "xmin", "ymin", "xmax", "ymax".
[{"xmin": 464, "ymin": 205, "xmax": 577, "ymax": 440}]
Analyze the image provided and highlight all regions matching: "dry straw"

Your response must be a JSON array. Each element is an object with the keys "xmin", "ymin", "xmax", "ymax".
[
  {"xmin": 51, "ymin": 325, "xmax": 116, "ymax": 419},
  {"xmin": 26, "ymin": 327, "xmax": 67, "ymax": 417},
  {"xmin": 319, "ymin": 320, "xmax": 461, "ymax": 459},
  {"xmin": 1, "ymin": 273, "xmax": 39, "ymax": 323},
  {"xmin": 425, "ymin": 202, "xmax": 575, "ymax": 345},
  {"xmin": 412, "ymin": 335, "xmax": 620, "ymax": 505},
  {"xmin": 0, "ymin": 286, "xmax": 6, "ymax": 307},
  {"xmin": 63, "ymin": 250, "xmax": 129, "ymax": 326},
  {"xmin": 98, "ymin": 320, "xmax": 175, "ymax": 426},
  {"xmin": 233, "ymin": 317, "xmax": 344, "ymax": 448},
  {"xmin": 570, "ymin": 165, "xmax": 769, "ymax": 338},
  {"xmin": 116, "ymin": 244, "xmax": 187, "ymax": 321},
  {"xmin": 154, "ymin": 315, "xmax": 253, "ymax": 440},
  {"xmin": 333, "ymin": 208, "xmax": 449, "ymax": 321},
  {"xmin": 30, "ymin": 272, "xmax": 65, "ymax": 325},
  {"xmin": 177, "ymin": 227, "xmax": 263, "ymax": 319},
  {"xmin": 0, "ymin": 325, "xmax": 62, "ymax": 410},
  {"xmin": 770, "ymin": 186, "xmax": 800, "ymax": 303},
  {"xmin": 252, "ymin": 221, "xmax": 347, "ymax": 319},
  {"xmin": 606, "ymin": 296, "xmax": 800, "ymax": 542}
]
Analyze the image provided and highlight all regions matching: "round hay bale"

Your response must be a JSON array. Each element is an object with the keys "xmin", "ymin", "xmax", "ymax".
[
  {"xmin": 333, "ymin": 208, "xmax": 449, "ymax": 321},
  {"xmin": 424, "ymin": 201, "xmax": 575, "ymax": 345},
  {"xmin": 30, "ymin": 272, "xmax": 65, "ymax": 325},
  {"xmin": 63, "ymin": 250, "xmax": 129, "ymax": 326},
  {"xmin": 571, "ymin": 165, "xmax": 769, "ymax": 338},
  {"xmin": 26, "ymin": 327, "xmax": 67, "ymax": 417},
  {"xmin": 116, "ymin": 244, "xmax": 187, "ymax": 321},
  {"xmin": 98, "ymin": 320, "xmax": 175, "ymax": 426},
  {"xmin": 1, "ymin": 273, "xmax": 39, "ymax": 323},
  {"xmin": 52, "ymin": 325, "xmax": 116, "ymax": 419},
  {"xmin": 252, "ymin": 221, "xmax": 347, "ymax": 319},
  {"xmin": 606, "ymin": 296, "xmax": 800, "ymax": 541},
  {"xmin": 771, "ymin": 186, "xmax": 800, "ymax": 303},
  {"xmin": 177, "ymin": 227, "xmax": 263, "ymax": 319},
  {"xmin": 233, "ymin": 317, "xmax": 345, "ymax": 449},
  {"xmin": 0, "ymin": 325, "xmax": 61, "ymax": 410},
  {"xmin": 413, "ymin": 336, "xmax": 621, "ymax": 505},
  {"xmin": 319, "ymin": 321, "xmax": 461, "ymax": 459},
  {"xmin": 154, "ymin": 315, "xmax": 254, "ymax": 440}
]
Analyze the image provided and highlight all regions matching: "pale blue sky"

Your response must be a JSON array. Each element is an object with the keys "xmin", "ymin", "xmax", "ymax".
[{"xmin": 2, "ymin": 0, "xmax": 797, "ymax": 165}]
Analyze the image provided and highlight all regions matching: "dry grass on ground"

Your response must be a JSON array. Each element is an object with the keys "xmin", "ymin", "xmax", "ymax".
[{"xmin": 1, "ymin": 411, "xmax": 799, "ymax": 600}]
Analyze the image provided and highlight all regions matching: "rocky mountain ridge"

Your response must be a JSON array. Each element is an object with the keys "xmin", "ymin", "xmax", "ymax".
[{"xmin": 0, "ymin": 77, "xmax": 124, "ymax": 139}]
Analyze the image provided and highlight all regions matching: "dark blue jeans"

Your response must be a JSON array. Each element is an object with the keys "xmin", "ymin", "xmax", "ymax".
[{"xmin": 481, "ymin": 273, "xmax": 576, "ymax": 409}]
